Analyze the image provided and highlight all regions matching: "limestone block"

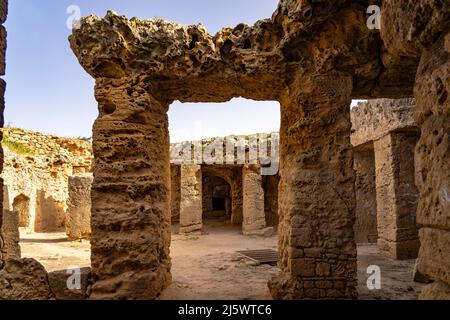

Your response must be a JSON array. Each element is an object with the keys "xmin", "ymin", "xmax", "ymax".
[
  {"xmin": 350, "ymin": 99, "xmax": 417, "ymax": 148},
  {"xmin": 353, "ymin": 145, "xmax": 377, "ymax": 243},
  {"xmin": 66, "ymin": 174, "xmax": 93, "ymax": 240},
  {"xmin": 48, "ymin": 267, "xmax": 91, "ymax": 300},
  {"xmin": 0, "ymin": 258, "xmax": 52, "ymax": 300},
  {"xmin": 374, "ymin": 131, "xmax": 420, "ymax": 259},
  {"xmin": 381, "ymin": 0, "xmax": 450, "ymax": 57},
  {"xmin": 179, "ymin": 165, "xmax": 202, "ymax": 234},
  {"xmin": 1, "ymin": 209, "xmax": 20, "ymax": 260}
]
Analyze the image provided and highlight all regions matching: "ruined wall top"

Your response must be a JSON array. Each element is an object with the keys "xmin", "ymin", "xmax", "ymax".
[
  {"xmin": 351, "ymin": 98, "xmax": 418, "ymax": 147},
  {"xmin": 1, "ymin": 127, "xmax": 93, "ymax": 169},
  {"xmin": 170, "ymin": 132, "xmax": 279, "ymax": 169}
]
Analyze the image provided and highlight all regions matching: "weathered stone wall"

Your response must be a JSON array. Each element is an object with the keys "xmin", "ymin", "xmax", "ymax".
[
  {"xmin": 1, "ymin": 209, "xmax": 20, "ymax": 260},
  {"xmin": 413, "ymin": 30, "xmax": 450, "ymax": 300},
  {"xmin": 381, "ymin": 0, "xmax": 449, "ymax": 298},
  {"xmin": 66, "ymin": 174, "xmax": 93, "ymax": 240},
  {"xmin": 170, "ymin": 133, "xmax": 280, "ymax": 170},
  {"xmin": 1, "ymin": 127, "xmax": 93, "ymax": 233},
  {"xmin": 353, "ymin": 143, "xmax": 377, "ymax": 243}
]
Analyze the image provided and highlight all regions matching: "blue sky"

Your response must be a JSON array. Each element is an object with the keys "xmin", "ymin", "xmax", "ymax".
[{"xmin": 4, "ymin": 1, "xmax": 359, "ymax": 142}]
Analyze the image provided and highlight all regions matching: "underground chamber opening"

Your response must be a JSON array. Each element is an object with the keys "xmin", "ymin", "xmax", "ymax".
[{"xmin": 212, "ymin": 197, "xmax": 226, "ymax": 212}]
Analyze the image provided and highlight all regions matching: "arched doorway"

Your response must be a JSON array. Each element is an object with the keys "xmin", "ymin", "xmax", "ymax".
[
  {"xmin": 201, "ymin": 165, "xmax": 243, "ymax": 226},
  {"xmin": 12, "ymin": 194, "xmax": 30, "ymax": 228},
  {"xmin": 202, "ymin": 174, "xmax": 232, "ymax": 221}
]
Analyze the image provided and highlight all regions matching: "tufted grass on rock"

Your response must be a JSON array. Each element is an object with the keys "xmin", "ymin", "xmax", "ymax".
[{"xmin": 1, "ymin": 133, "xmax": 35, "ymax": 155}]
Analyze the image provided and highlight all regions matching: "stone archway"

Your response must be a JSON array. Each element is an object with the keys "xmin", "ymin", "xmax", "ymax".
[
  {"xmin": 12, "ymin": 194, "xmax": 30, "ymax": 228},
  {"xmin": 201, "ymin": 165, "xmax": 243, "ymax": 226},
  {"xmin": 202, "ymin": 173, "xmax": 232, "ymax": 221}
]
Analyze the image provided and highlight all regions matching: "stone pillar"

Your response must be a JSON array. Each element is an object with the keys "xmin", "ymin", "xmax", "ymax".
[
  {"xmin": 414, "ymin": 31, "xmax": 450, "ymax": 300},
  {"xmin": 170, "ymin": 164, "xmax": 181, "ymax": 223},
  {"xmin": 1, "ymin": 209, "xmax": 20, "ymax": 260},
  {"xmin": 353, "ymin": 145, "xmax": 377, "ymax": 243},
  {"xmin": 179, "ymin": 165, "xmax": 202, "ymax": 234},
  {"xmin": 66, "ymin": 174, "xmax": 93, "ymax": 241},
  {"xmin": 242, "ymin": 165, "xmax": 270, "ymax": 236},
  {"xmin": 269, "ymin": 73, "xmax": 357, "ymax": 299},
  {"xmin": 89, "ymin": 80, "xmax": 171, "ymax": 300},
  {"xmin": 374, "ymin": 131, "xmax": 420, "ymax": 259}
]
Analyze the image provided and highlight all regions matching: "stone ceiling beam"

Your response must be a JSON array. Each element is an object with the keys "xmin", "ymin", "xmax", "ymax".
[{"xmin": 70, "ymin": 1, "xmax": 421, "ymax": 101}]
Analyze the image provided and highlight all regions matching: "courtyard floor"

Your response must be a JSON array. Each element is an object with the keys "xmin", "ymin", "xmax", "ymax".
[{"xmin": 19, "ymin": 220, "xmax": 423, "ymax": 300}]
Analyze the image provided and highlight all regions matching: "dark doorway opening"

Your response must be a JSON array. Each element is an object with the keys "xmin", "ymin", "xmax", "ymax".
[{"xmin": 212, "ymin": 197, "xmax": 226, "ymax": 211}]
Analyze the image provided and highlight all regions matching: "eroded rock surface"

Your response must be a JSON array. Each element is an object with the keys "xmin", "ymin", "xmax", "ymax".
[
  {"xmin": 48, "ymin": 267, "xmax": 91, "ymax": 300},
  {"xmin": 0, "ymin": 258, "xmax": 52, "ymax": 300},
  {"xmin": 66, "ymin": 174, "xmax": 93, "ymax": 240},
  {"xmin": 1, "ymin": 127, "xmax": 93, "ymax": 233},
  {"xmin": 70, "ymin": 3, "xmax": 413, "ymax": 100},
  {"xmin": 0, "ymin": 209, "xmax": 20, "ymax": 260},
  {"xmin": 89, "ymin": 79, "xmax": 172, "ymax": 300},
  {"xmin": 413, "ymin": 30, "xmax": 450, "ymax": 299},
  {"xmin": 269, "ymin": 73, "xmax": 357, "ymax": 299}
]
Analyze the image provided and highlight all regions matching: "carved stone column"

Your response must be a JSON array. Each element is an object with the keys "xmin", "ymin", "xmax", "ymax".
[
  {"xmin": 1, "ymin": 209, "xmax": 20, "ymax": 260},
  {"xmin": 179, "ymin": 165, "xmax": 203, "ymax": 234},
  {"xmin": 242, "ymin": 165, "xmax": 266, "ymax": 236},
  {"xmin": 269, "ymin": 73, "xmax": 357, "ymax": 299},
  {"xmin": 89, "ymin": 79, "xmax": 171, "ymax": 299},
  {"xmin": 353, "ymin": 145, "xmax": 377, "ymax": 243},
  {"xmin": 374, "ymin": 131, "xmax": 420, "ymax": 259}
]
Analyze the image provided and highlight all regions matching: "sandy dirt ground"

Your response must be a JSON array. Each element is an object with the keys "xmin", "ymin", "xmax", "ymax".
[{"xmin": 19, "ymin": 220, "xmax": 423, "ymax": 300}]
